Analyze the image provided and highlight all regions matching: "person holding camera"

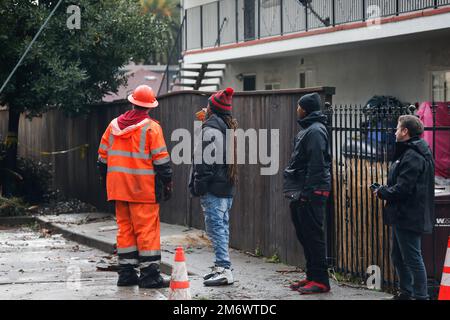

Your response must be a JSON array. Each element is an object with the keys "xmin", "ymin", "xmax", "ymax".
[{"xmin": 375, "ymin": 115, "xmax": 435, "ymax": 300}]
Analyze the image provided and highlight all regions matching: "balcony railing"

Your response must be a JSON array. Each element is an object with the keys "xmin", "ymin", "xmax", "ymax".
[{"xmin": 183, "ymin": 0, "xmax": 450, "ymax": 52}]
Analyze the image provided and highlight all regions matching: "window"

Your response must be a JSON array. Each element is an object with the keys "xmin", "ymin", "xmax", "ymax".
[
  {"xmin": 265, "ymin": 82, "xmax": 281, "ymax": 90},
  {"xmin": 432, "ymin": 71, "xmax": 450, "ymax": 102},
  {"xmin": 299, "ymin": 72, "xmax": 306, "ymax": 88},
  {"xmin": 243, "ymin": 75, "xmax": 256, "ymax": 91},
  {"xmin": 299, "ymin": 70, "xmax": 316, "ymax": 88}
]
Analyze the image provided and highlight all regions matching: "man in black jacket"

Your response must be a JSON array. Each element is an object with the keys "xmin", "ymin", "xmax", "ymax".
[
  {"xmin": 376, "ymin": 115, "xmax": 435, "ymax": 300},
  {"xmin": 283, "ymin": 93, "xmax": 331, "ymax": 294}
]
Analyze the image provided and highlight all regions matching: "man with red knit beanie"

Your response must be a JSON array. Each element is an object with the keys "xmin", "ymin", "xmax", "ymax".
[{"xmin": 189, "ymin": 87, "xmax": 238, "ymax": 286}]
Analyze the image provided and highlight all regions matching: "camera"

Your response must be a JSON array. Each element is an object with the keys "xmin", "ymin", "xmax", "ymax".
[{"xmin": 370, "ymin": 183, "xmax": 381, "ymax": 191}]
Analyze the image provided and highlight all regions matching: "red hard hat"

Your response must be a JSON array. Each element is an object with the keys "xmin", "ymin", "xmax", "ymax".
[{"xmin": 127, "ymin": 85, "xmax": 159, "ymax": 108}]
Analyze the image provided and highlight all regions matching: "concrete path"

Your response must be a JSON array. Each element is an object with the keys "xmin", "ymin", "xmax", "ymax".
[
  {"xmin": 32, "ymin": 213, "xmax": 392, "ymax": 300},
  {"xmin": 0, "ymin": 226, "xmax": 167, "ymax": 300}
]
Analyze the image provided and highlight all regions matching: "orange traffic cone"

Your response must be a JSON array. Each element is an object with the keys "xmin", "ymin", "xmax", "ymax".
[
  {"xmin": 168, "ymin": 247, "xmax": 191, "ymax": 300},
  {"xmin": 438, "ymin": 236, "xmax": 450, "ymax": 300}
]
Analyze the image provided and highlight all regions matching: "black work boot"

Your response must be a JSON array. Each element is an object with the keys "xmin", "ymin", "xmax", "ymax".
[
  {"xmin": 139, "ymin": 263, "xmax": 169, "ymax": 289},
  {"xmin": 117, "ymin": 265, "xmax": 139, "ymax": 287}
]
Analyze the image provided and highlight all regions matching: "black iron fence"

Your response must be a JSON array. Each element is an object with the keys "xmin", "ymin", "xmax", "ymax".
[
  {"xmin": 324, "ymin": 103, "xmax": 450, "ymax": 289},
  {"xmin": 183, "ymin": 0, "xmax": 450, "ymax": 51}
]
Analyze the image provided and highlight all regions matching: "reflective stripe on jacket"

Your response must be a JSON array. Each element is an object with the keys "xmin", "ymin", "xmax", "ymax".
[{"xmin": 98, "ymin": 117, "xmax": 171, "ymax": 203}]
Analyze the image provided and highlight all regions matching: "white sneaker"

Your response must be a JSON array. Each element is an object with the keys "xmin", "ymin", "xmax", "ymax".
[
  {"xmin": 203, "ymin": 266, "xmax": 219, "ymax": 281},
  {"xmin": 203, "ymin": 267, "xmax": 234, "ymax": 286}
]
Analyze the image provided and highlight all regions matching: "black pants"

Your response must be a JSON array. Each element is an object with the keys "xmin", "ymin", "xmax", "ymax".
[
  {"xmin": 391, "ymin": 226, "xmax": 428, "ymax": 299},
  {"xmin": 290, "ymin": 200, "xmax": 329, "ymax": 286}
]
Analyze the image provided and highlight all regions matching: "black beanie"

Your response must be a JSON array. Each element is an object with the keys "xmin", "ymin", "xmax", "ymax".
[{"xmin": 298, "ymin": 93, "xmax": 322, "ymax": 114}]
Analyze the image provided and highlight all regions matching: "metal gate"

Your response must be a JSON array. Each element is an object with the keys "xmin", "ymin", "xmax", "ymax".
[{"xmin": 324, "ymin": 102, "xmax": 450, "ymax": 289}]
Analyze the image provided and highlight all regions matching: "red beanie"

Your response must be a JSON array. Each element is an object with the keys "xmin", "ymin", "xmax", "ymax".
[{"xmin": 208, "ymin": 87, "xmax": 234, "ymax": 115}]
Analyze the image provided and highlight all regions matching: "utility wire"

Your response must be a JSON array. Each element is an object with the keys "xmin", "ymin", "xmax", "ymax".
[{"xmin": 0, "ymin": 0, "xmax": 65, "ymax": 95}]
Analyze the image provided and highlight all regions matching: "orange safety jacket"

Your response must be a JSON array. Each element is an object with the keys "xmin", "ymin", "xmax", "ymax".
[{"xmin": 98, "ymin": 117, "xmax": 171, "ymax": 203}]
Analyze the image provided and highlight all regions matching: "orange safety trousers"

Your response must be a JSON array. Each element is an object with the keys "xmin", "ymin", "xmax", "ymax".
[{"xmin": 115, "ymin": 201, "xmax": 161, "ymax": 268}]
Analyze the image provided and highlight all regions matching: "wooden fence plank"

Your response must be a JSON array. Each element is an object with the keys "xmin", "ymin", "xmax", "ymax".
[{"xmin": 0, "ymin": 87, "xmax": 335, "ymax": 268}]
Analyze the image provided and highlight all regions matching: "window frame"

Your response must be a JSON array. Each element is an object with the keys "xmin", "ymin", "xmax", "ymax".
[{"xmin": 431, "ymin": 70, "xmax": 450, "ymax": 102}]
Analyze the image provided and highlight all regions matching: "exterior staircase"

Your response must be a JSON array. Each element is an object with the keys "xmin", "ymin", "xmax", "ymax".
[
  {"xmin": 170, "ymin": 62, "xmax": 226, "ymax": 92},
  {"xmin": 158, "ymin": 14, "xmax": 228, "ymax": 95}
]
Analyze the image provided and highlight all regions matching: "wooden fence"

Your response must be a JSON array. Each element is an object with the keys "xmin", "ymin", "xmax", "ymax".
[
  {"xmin": 153, "ymin": 88, "xmax": 335, "ymax": 267},
  {"xmin": 0, "ymin": 87, "xmax": 335, "ymax": 267}
]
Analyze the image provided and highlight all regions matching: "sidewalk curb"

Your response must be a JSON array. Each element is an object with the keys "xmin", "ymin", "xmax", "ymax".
[
  {"xmin": 35, "ymin": 216, "xmax": 115, "ymax": 254},
  {"xmin": 34, "ymin": 216, "xmax": 176, "ymax": 276},
  {"xmin": 0, "ymin": 216, "xmax": 36, "ymax": 226}
]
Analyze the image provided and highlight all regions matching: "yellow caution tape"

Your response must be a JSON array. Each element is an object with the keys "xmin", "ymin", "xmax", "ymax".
[{"xmin": 18, "ymin": 143, "xmax": 89, "ymax": 158}]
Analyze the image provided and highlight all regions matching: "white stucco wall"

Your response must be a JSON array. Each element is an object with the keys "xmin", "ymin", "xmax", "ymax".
[{"xmin": 220, "ymin": 31, "xmax": 450, "ymax": 105}]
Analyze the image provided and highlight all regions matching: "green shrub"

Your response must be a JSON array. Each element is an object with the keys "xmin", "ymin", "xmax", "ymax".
[
  {"xmin": 0, "ymin": 142, "xmax": 24, "ymax": 197},
  {"xmin": 0, "ymin": 141, "xmax": 55, "ymax": 205},
  {"xmin": 0, "ymin": 196, "xmax": 28, "ymax": 217},
  {"xmin": 16, "ymin": 158, "xmax": 55, "ymax": 204}
]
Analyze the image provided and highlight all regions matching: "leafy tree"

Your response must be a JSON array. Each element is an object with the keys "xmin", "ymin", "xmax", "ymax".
[
  {"xmin": 140, "ymin": 0, "xmax": 181, "ymax": 65},
  {"xmin": 0, "ymin": 0, "xmax": 170, "ymax": 192},
  {"xmin": 140, "ymin": 0, "xmax": 179, "ymax": 19}
]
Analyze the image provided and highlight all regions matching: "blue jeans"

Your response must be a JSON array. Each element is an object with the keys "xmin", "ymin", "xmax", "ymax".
[
  {"xmin": 200, "ymin": 193, "xmax": 233, "ymax": 269},
  {"xmin": 391, "ymin": 226, "xmax": 429, "ymax": 299}
]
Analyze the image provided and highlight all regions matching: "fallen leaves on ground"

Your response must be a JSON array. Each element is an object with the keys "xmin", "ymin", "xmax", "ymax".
[
  {"xmin": 39, "ymin": 228, "xmax": 52, "ymax": 238},
  {"xmin": 276, "ymin": 267, "xmax": 304, "ymax": 274},
  {"xmin": 96, "ymin": 260, "xmax": 120, "ymax": 272}
]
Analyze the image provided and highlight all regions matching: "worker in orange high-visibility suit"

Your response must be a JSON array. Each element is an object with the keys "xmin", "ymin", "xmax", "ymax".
[{"xmin": 97, "ymin": 85, "xmax": 172, "ymax": 288}]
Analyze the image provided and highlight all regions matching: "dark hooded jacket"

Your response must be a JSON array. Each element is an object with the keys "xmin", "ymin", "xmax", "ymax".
[
  {"xmin": 189, "ymin": 113, "xmax": 235, "ymax": 198},
  {"xmin": 378, "ymin": 137, "xmax": 435, "ymax": 234},
  {"xmin": 283, "ymin": 111, "xmax": 331, "ymax": 199}
]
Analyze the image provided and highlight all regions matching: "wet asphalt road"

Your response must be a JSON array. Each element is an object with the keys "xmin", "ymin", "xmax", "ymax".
[
  {"xmin": 0, "ymin": 225, "xmax": 392, "ymax": 300},
  {"xmin": 0, "ymin": 226, "xmax": 168, "ymax": 300}
]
